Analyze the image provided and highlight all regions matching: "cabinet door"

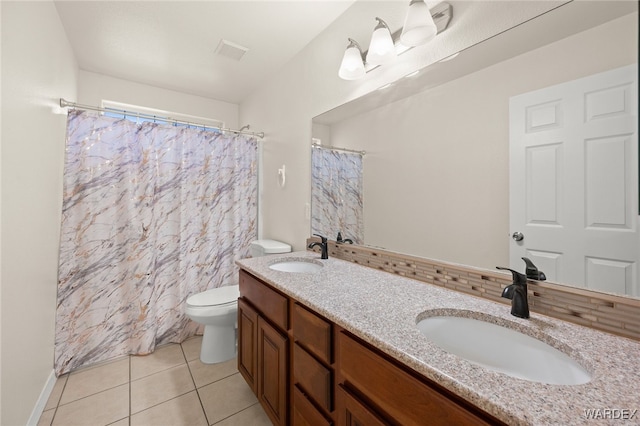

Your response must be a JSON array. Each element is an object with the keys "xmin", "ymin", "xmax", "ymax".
[
  {"xmin": 238, "ymin": 298, "xmax": 258, "ymax": 394},
  {"xmin": 336, "ymin": 385, "xmax": 388, "ymax": 426},
  {"xmin": 258, "ymin": 316, "xmax": 288, "ymax": 426}
]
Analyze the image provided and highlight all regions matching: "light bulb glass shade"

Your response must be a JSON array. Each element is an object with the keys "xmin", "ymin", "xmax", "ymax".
[
  {"xmin": 365, "ymin": 18, "xmax": 396, "ymax": 66},
  {"xmin": 400, "ymin": 0, "xmax": 437, "ymax": 46},
  {"xmin": 338, "ymin": 39, "xmax": 365, "ymax": 80}
]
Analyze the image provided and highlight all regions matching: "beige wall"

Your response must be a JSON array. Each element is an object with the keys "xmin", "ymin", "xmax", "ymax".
[
  {"xmin": 78, "ymin": 71, "xmax": 239, "ymax": 129},
  {"xmin": 328, "ymin": 13, "xmax": 637, "ymax": 271},
  {"xmin": 1, "ymin": 2, "xmax": 78, "ymax": 424}
]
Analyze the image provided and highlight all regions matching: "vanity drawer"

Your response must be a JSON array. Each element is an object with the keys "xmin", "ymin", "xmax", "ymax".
[
  {"xmin": 293, "ymin": 303, "xmax": 332, "ymax": 364},
  {"xmin": 293, "ymin": 385, "xmax": 333, "ymax": 426},
  {"xmin": 338, "ymin": 331, "xmax": 498, "ymax": 426},
  {"xmin": 293, "ymin": 343, "xmax": 333, "ymax": 412},
  {"xmin": 239, "ymin": 270, "xmax": 288, "ymax": 330}
]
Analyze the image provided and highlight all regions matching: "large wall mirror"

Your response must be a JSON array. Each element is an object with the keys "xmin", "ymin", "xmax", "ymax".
[{"xmin": 312, "ymin": 1, "xmax": 639, "ymax": 297}]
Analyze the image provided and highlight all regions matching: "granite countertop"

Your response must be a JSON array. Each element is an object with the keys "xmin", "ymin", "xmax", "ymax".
[{"xmin": 236, "ymin": 251, "xmax": 640, "ymax": 426}]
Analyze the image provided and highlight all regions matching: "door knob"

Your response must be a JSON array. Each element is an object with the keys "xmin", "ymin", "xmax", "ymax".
[{"xmin": 512, "ymin": 232, "xmax": 524, "ymax": 241}]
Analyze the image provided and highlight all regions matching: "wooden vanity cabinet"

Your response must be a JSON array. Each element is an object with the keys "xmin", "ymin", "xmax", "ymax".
[
  {"xmin": 238, "ymin": 269, "xmax": 504, "ymax": 426},
  {"xmin": 238, "ymin": 270, "xmax": 289, "ymax": 426}
]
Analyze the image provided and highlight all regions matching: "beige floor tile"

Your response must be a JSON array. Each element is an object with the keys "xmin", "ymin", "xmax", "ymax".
[
  {"xmin": 60, "ymin": 358, "xmax": 129, "ymax": 405},
  {"xmin": 213, "ymin": 403, "xmax": 272, "ymax": 426},
  {"xmin": 198, "ymin": 373, "xmax": 257, "ymax": 425},
  {"xmin": 45, "ymin": 374, "xmax": 68, "ymax": 410},
  {"xmin": 181, "ymin": 336, "xmax": 203, "ymax": 362},
  {"xmin": 189, "ymin": 357, "xmax": 238, "ymax": 389},
  {"xmin": 52, "ymin": 384, "xmax": 129, "ymax": 426},
  {"xmin": 131, "ymin": 391, "xmax": 208, "ymax": 426},
  {"xmin": 131, "ymin": 364, "xmax": 195, "ymax": 414},
  {"xmin": 131, "ymin": 343, "xmax": 186, "ymax": 380},
  {"xmin": 37, "ymin": 408, "xmax": 55, "ymax": 426},
  {"xmin": 107, "ymin": 419, "xmax": 129, "ymax": 426}
]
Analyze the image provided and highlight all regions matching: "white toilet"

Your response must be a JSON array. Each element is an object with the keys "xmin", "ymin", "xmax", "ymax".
[{"xmin": 184, "ymin": 239, "xmax": 291, "ymax": 364}]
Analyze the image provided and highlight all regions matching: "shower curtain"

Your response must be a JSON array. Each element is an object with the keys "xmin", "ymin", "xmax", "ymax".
[
  {"xmin": 55, "ymin": 110, "xmax": 257, "ymax": 375},
  {"xmin": 311, "ymin": 147, "xmax": 363, "ymax": 244}
]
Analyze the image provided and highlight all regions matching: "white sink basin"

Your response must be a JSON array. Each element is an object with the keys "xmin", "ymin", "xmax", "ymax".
[
  {"xmin": 417, "ymin": 315, "xmax": 591, "ymax": 385},
  {"xmin": 269, "ymin": 259, "xmax": 323, "ymax": 273}
]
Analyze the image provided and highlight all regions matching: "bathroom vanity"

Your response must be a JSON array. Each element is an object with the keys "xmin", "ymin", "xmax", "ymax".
[{"xmin": 236, "ymin": 252, "xmax": 640, "ymax": 426}]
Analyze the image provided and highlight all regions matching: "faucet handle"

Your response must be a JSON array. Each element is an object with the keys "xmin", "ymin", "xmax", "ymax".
[
  {"xmin": 521, "ymin": 257, "xmax": 546, "ymax": 281},
  {"xmin": 313, "ymin": 233, "xmax": 327, "ymax": 243},
  {"xmin": 496, "ymin": 266, "xmax": 527, "ymax": 286}
]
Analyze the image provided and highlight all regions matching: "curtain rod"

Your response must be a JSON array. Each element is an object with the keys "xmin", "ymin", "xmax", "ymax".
[
  {"xmin": 312, "ymin": 142, "xmax": 365, "ymax": 156},
  {"xmin": 59, "ymin": 98, "xmax": 265, "ymax": 139}
]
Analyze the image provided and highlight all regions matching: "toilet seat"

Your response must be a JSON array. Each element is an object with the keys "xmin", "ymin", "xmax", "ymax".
[{"xmin": 187, "ymin": 285, "xmax": 239, "ymax": 308}]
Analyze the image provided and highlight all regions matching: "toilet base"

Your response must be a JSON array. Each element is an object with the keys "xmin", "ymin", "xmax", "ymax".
[{"xmin": 200, "ymin": 324, "xmax": 237, "ymax": 364}]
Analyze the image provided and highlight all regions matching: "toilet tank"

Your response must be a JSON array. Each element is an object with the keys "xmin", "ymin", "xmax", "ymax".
[{"xmin": 250, "ymin": 239, "xmax": 291, "ymax": 257}]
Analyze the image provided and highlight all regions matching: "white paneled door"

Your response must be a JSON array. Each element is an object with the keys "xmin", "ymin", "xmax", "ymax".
[{"xmin": 509, "ymin": 65, "xmax": 638, "ymax": 296}]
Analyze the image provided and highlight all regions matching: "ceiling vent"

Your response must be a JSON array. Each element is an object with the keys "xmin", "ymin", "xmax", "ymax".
[{"xmin": 215, "ymin": 39, "xmax": 249, "ymax": 61}]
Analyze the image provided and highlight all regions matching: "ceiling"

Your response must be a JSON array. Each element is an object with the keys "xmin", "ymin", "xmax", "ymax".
[{"xmin": 54, "ymin": 1, "xmax": 355, "ymax": 104}]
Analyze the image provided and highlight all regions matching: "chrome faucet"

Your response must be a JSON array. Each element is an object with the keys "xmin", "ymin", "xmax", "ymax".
[
  {"xmin": 308, "ymin": 234, "xmax": 328, "ymax": 259},
  {"xmin": 496, "ymin": 266, "xmax": 530, "ymax": 319}
]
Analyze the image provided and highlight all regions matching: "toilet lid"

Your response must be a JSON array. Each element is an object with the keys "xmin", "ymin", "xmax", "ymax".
[{"xmin": 186, "ymin": 285, "xmax": 240, "ymax": 307}]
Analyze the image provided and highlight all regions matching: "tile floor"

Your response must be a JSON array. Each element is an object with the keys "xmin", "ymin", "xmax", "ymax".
[{"xmin": 38, "ymin": 336, "xmax": 273, "ymax": 426}]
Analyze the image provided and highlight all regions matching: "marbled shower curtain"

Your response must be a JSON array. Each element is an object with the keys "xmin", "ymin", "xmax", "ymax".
[
  {"xmin": 55, "ymin": 110, "xmax": 257, "ymax": 375},
  {"xmin": 311, "ymin": 147, "xmax": 363, "ymax": 244}
]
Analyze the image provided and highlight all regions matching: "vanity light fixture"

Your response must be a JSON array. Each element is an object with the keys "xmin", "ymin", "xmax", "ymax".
[
  {"xmin": 401, "ymin": 0, "xmax": 438, "ymax": 46},
  {"xmin": 338, "ymin": 2, "xmax": 452, "ymax": 81},
  {"xmin": 338, "ymin": 38, "xmax": 366, "ymax": 80},
  {"xmin": 366, "ymin": 18, "xmax": 397, "ymax": 65}
]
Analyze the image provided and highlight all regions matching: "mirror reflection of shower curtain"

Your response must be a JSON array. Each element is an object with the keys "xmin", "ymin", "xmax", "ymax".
[
  {"xmin": 55, "ymin": 110, "xmax": 257, "ymax": 375},
  {"xmin": 311, "ymin": 147, "xmax": 363, "ymax": 244}
]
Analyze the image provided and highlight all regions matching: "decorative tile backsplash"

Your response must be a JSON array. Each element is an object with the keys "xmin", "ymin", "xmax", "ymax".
[{"xmin": 307, "ymin": 238, "xmax": 640, "ymax": 341}]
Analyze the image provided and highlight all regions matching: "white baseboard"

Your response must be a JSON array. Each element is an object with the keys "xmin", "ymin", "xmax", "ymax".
[{"xmin": 27, "ymin": 369, "xmax": 57, "ymax": 426}]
